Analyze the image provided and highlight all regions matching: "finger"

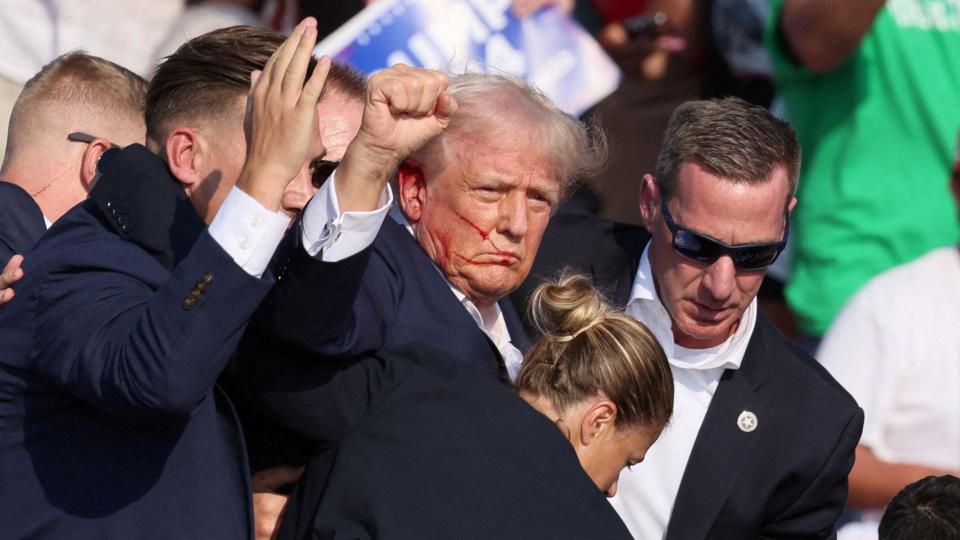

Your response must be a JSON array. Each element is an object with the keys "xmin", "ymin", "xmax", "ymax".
[
  {"xmin": 416, "ymin": 75, "xmax": 445, "ymax": 116},
  {"xmin": 282, "ymin": 23, "xmax": 320, "ymax": 100},
  {"xmin": 0, "ymin": 288, "xmax": 13, "ymax": 305},
  {"xmin": 264, "ymin": 18, "xmax": 314, "ymax": 93},
  {"xmin": 298, "ymin": 55, "xmax": 331, "ymax": 111},
  {"xmin": 379, "ymin": 78, "xmax": 411, "ymax": 114}
]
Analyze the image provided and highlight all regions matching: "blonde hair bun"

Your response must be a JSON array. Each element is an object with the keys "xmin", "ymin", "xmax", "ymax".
[{"xmin": 528, "ymin": 272, "xmax": 609, "ymax": 340}]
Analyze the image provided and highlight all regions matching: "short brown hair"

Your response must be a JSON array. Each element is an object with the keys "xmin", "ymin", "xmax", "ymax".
[
  {"xmin": 5, "ymin": 52, "xmax": 147, "ymax": 155},
  {"xmin": 655, "ymin": 97, "xmax": 801, "ymax": 206},
  {"xmin": 516, "ymin": 273, "xmax": 673, "ymax": 429},
  {"xmin": 146, "ymin": 25, "xmax": 366, "ymax": 145}
]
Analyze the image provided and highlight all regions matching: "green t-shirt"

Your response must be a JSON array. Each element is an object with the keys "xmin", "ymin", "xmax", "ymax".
[{"xmin": 766, "ymin": 0, "xmax": 960, "ymax": 336}]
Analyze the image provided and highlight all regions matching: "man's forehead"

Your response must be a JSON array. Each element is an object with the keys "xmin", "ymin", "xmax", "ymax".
[
  {"xmin": 315, "ymin": 94, "xmax": 362, "ymax": 161},
  {"xmin": 670, "ymin": 162, "xmax": 790, "ymax": 242}
]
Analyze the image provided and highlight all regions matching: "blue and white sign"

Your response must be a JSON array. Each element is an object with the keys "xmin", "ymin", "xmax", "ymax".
[{"xmin": 316, "ymin": 0, "xmax": 621, "ymax": 116}]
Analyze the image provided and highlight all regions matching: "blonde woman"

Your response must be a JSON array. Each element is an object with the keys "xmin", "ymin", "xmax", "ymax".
[{"xmin": 518, "ymin": 273, "xmax": 674, "ymax": 496}]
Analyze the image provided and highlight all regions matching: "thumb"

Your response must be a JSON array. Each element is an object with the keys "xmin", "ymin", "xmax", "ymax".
[{"xmin": 434, "ymin": 92, "xmax": 458, "ymax": 122}]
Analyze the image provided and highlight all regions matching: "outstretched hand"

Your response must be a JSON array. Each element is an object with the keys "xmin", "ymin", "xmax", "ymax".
[
  {"xmin": 335, "ymin": 64, "xmax": 457, "ymax": 213},
  {"xmin": 237, "ymin": 17, "xmax": 331, "ymax": 212}
]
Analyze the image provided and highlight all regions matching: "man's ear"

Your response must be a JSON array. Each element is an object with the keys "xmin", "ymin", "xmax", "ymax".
[
  {"xmin": 79, "ymin": 138, "xmax": 116, "ymax": 191},
  {"xmin": 396, "ymin": 158, "xmax": 426, "ymax": 222},
  {"xmin": 639, "ymin": 173, "xmax": 659, "ymax": 231},
  {"xmin": 164, "ymin": 127, "xmax": 205, "ymax": 194},
  {"xmin": 787, "ymin": 195, "xmax": 798, "ymax": 214},
  {"xmin": 579, "ymin": 400, "xmax": 618, "ymax": 447}
]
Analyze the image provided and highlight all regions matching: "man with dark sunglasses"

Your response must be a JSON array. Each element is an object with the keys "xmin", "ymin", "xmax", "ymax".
[{"xmin": 515, "ymin": 97, "xmax": 863, "ymax": 539}]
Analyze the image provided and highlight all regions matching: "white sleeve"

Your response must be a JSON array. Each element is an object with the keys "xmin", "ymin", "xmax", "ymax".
[
  {"xmin": 300, "ymin": 169, "xmax": 393, "ymax": 262},
  {"xmin": 207, "ymin": 187, "xmax": 291, "ymax": 278},
  {"xmin": 816, "ymin": 282, "xmax": 896, "ymax": 451}
]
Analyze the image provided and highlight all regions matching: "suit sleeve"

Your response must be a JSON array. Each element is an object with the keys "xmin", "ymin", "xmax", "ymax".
[
  {"xmin": 761, "ymin": 406, "xmax": 864, "ymax": 539},
  {"xmin": 235, "ymin": 334, "xmax": 398, "ymax": 446},
  {"xmin": 31, "ymin": 231, "xmax": 273, "ymax": 418},
  {"xmin": 250, "ymin": 231, "xmax": 401, "ymax": 360}
]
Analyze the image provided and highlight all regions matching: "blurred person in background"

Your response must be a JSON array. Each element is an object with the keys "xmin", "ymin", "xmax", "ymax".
[
  {"xmin": 0, "ymin": 0, "xmax": 184, "ymax": 161},
  {"xmin": 766, "ymin": 0, "xmax": 960, "ymax": 350},
  {"xmin": 815, "ymin": 135, "xmax": 960, "ymax": 540}
]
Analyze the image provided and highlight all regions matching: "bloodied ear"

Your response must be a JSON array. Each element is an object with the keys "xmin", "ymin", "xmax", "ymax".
[{"xmin": 397, "ymin": 159, "xmax": 426, "ymax": 222}]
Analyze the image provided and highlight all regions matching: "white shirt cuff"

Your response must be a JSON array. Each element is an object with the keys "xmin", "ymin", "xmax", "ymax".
[
  {"xmin": 301, "ymin": 170, "xmax": 393, "ymax": 262},
  {"xmin": 208, "ymin": 187, "xmax": 292, "ymax": 278}
]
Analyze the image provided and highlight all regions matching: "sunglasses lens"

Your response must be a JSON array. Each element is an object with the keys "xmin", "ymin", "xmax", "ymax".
[
  {"xmin": 733, "ymin": 246, "xmax": 781, "ymax": 270},
  {"xmin": 673, "ymin": 230, "xmax": 720, "ymax": 263},
  {"xmin": 674, "ymin": 230, "xmax": 782, "ymax": 270}
]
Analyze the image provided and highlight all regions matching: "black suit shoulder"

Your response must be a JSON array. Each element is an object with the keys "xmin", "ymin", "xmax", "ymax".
[
  {"xmin": 0, "ymin": 180, "xmax": 46, "ymax": 261},
  {"xmin": 512, "ymin": 207, "xmax": 649, "ymax": 330}
]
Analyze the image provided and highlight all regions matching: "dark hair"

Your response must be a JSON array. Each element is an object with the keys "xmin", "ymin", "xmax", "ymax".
[
  {"xmin": 146, "ymin": 25, "xmax": 366, "ymax": 145},
  {"xmin": 655, "ymin": 97, "xmax": 800, "ymax": 206},
  {"xmin": 879, "ymin": 475, "xmax": 960, "ymax": 540},
  {"xmin": 515, "ymin": 273, "xmax": 673, "ymax": 429}
]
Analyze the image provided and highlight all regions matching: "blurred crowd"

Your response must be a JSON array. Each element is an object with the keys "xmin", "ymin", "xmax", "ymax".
[{"xmin": 0, "ymin": 1, "xmax": 958, "ymax": 539}]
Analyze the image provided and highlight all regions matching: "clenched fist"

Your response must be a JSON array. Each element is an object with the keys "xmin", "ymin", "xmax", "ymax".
[{"xmin": 334, "ymin": 65, "xmax": 457, "ymax": 213}]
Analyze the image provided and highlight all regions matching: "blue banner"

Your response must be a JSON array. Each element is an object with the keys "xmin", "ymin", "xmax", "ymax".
[{"xmin": 316, "ymin": 0, "xmax": 621, "ymax": 116}]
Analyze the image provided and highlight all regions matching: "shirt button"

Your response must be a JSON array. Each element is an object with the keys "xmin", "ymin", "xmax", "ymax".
[
  {"xmin": 239, "ymin": 239, "xmax": 250, "ymax": 250},
  {"xmin": 250, "ymin": 216, "xmax": 261, "ymax": 228}
]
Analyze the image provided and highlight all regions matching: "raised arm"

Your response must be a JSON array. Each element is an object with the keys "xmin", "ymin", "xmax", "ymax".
[
  {"xmin": 251, "ymin": 65, "xmax": 457, "ymax": 355},
  {"xmin": 32, "ymin": 19, "xmax": 333, "ymax": 417},
  {"xmin": 779, "ymin": 0, "xmax": 886, "ymax": 73}
]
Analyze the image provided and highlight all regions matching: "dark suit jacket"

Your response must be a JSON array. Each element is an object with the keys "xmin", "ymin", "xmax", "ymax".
[
  {"xmin": 0, "ymin": 180, "xmax": 46, "ymax": 262},
  {"xmin": 0, "ymin": 146, "xmax": 268, "ymax": 539},
  {"xmin": 512, "ymin": 209, "xmax": 864, "ymax": 540},
  {"xmin": 235, "ymin": 215, "xmax": 531, "ymax": 470},
  {"xmin": 240, "ymin": 343, "xmax": 632, "ymax": 539}
]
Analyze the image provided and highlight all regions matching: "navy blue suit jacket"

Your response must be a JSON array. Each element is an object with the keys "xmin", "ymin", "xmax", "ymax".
[
  {"xmin": 0, "ymin": 180, "xmax": 46, "ymax": 262},
  {"xmin": 0, "ymin": 146, "xmax": 268, "ymax": 539},
  {"xmin": 513, "ymin": 209, "xmax": 864, "ymax": 539},
  {"xmin": 238, "ymin": 343, "xmax": 631, "ymax": 539},
  {"xmin": 235, "ymin": 215, "xmax": 531, "ymax": 469}
]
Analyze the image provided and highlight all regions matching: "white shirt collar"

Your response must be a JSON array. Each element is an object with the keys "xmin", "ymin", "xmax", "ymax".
[{"xmin": 625, "ymin": 245, "xmax": 756, "ymax": 371}]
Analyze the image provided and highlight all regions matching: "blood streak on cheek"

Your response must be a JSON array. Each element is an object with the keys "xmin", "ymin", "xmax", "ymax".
[
  {"xmin": 456, "ymin": 213, "xmax": 490, "ymax": 241},
  {"xmin": 455, "ymin": 212, "xmax": 511, "ymax": 252}
]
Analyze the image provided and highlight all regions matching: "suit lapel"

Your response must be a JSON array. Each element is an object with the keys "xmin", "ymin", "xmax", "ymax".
[{"xmin": 665, "ymin": 316, "xmax": 775, "ymax": 539}]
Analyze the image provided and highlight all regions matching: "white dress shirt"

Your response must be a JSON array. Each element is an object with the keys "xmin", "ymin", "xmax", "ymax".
[
  {"xmin": 610, "ymin": 246, "xmax": 757, "ymax": 540},
  {"xmin": 207, "ymin": 187, "xmax": 291, "ymax": 278}
]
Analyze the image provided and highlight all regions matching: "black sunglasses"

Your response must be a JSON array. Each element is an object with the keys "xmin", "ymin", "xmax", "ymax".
[
  {"xmin": 659, "ymin": 196, "xmax": 788, "ymax": 271},
  {"xmin": 310, "ymin": 158, "xmax": 339, "ymax": 189}
]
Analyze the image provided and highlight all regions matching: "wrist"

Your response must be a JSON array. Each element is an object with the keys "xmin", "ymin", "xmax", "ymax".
[{"xmin": 235, "ymin": 168, "xmax": 287, "ymax": 212}]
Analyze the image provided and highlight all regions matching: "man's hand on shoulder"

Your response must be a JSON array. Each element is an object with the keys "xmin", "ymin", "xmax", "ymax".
[
  {"xmin": 0, "ymin": 254, "xmax": 24, "ymax": 306},
  {"xmin": 237, "ymin": 17, "xmax": 332, "ymax": 212},
  {"xmin": 335, "ymin": 65, "xmax": 457, "ymax": 213}
]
